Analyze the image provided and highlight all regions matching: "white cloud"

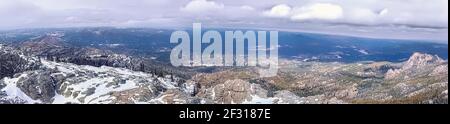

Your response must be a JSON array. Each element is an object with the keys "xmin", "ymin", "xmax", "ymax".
[
  {"xmin": 181, "ymin": 0, "xmax": 224, "ymax": 13},
  {"xmin": 240, "ymin": 5, "xmax": 255, "ymax": 11},
  {"xmin": 1, "ymin": 0, "xmax": 447, "ymax": 29},
  {"xmin": 0, "ymin": 0, "xmax": 447, "ymax": 41},
  {"xmin": 0, "ymin": 0, "xmax": 45, "ymax": 28},
  {"xmin": 343, "ymin": 8, "xmax": 379, "ymax": 24},
  {"xmin": 263, "ymin": 4, "xmax": 292, "ymax": 17},
  {"xmin": 261, "ymin": 1, "xmax": 447, "ymax": 28},
  {"xmin": 291, "ymin": 3, "xmax": 343, "ymax": 21}
]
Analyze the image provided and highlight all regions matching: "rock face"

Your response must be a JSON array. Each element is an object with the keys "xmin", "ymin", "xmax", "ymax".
[
  {"xmin": 199, "ymin": 79, "xmax": 269, "ymax": 104},
  {"xmin": 16, "ymin": 70, "xmax": 57, "ymax": 103},
  {"xmin": 212, "ymin": 79, "xmax": 253, "ymax": 104},
  {"xmin": 149, "ymin": 89, "xmax": 203, "ymax": 104},
  {"xmin": 194, "ymin": 78, "xmax": 347, "ymax": 104},
  {"xmin": 385, "ymin": 52, "xmax": 446, "ymax": 79},
  {"xmin": 273, "ymin": 90, "xmax": 346, "ymax": 104},
  {"xmin": 403, "ymin": 52, "xmax": 444, "ymax": 69},
  {"xmin": 356, "ymin": 53, "xmax": 447, "ymax": 103},
  {"xmin": 430, "ymin": 64, "xmax": 448, "ymax": 76}
]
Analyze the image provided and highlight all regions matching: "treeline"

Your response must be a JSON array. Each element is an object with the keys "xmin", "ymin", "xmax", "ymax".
[{"xmin": 0, "ymin": 52, "xmax": 40, "ymax": 78}]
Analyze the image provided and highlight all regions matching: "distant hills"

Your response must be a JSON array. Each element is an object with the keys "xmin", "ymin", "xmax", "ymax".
[{"xmin": 1, "ymin": 28, "xmax": 447, "ymax": 63}]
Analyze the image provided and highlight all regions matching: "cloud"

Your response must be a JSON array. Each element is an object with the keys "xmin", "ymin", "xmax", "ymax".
[
  {"xmin": 261, "ymin": 1, "xmax": 447, "ymax": 28},
  {"xmin": 342, "ymin": 8, "xmax": 379, "ymax": 24},
  {"xmin": 291, "ymin": 3, "xmax": 343, "ymax": 21},
  {"xmin": 240, "ymin": 5, "xmax": 255, "ymax": 11},
  {"xmin": 263, "ymin": 4, "xmax": 292, "ymax": 17},
  {"xmin": 0, "ymin": 0, "xmax": 447, "ymax": 42},
  {"xmin": 181, "ymin": 0, "xmax": 224, "ymax": 13},
  {"xmin": 1, "ymin": 0, "xmax": 447, "ymax": 29},
  {"xmin": 0, "ymin": 0, "xmax": 45, "ymax": 28}
]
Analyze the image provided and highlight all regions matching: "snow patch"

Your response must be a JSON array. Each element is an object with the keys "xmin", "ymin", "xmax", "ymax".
[{"xmin": 1, "ymin": 74, "xmax": 42, "ymax": 104}]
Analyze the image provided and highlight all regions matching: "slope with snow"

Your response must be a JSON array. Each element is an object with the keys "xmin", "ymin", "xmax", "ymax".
[{"xmin": 1, "ymin": 59, "xmax": 184, "ymax": 104}]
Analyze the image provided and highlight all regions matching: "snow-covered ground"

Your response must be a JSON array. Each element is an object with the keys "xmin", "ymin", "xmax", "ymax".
[
  {"xmin": 1, "ymin": 74, "xmax": 42, "ymax": 104},
  {"xmin": 1, "ymin": 60, "xmax": 180, "ymax": 104}
]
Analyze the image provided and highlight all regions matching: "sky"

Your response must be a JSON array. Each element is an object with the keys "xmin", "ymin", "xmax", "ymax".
[{"xmin": 0, "ymin": 0, "xmax": 448, "ymax": 42}]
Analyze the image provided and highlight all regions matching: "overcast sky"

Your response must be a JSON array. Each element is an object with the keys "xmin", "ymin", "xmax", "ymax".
[{"xmin": 0, "ymin": 0, "xmax": 448, "ymax": 42}]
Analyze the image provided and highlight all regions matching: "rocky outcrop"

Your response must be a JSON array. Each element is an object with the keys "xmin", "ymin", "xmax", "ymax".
[
  {"xmin": 197, "ymin": 79, "xmax": 269, "ymax": 104},
  {"xmin": 353, "ymin": 53, "xmax": 448, "ymax": 103},
  {"xmin": 430, "ymin": 64, "xmax": 448, "ymax": 76},
  {"xmin": 403, "ymin": 52, "xmax": 444, "ymax": 69},
  {"xmin": 273, "ymin": 90, "xmax": 346, "ymax": 104},
  {"xmin": 194, "ymin": 78, "xmax": 349, "ymax": 104},
  {"xmin": 16, "ymin": 70, "xmax": 57, "ymax": 103},
  {"xmin": 149, "ymin": 89, "xmax": 204, "ymax": 104},
  {"xmin": 385, "ymin": 52, "xmax": 446, "ymax": 79}
]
